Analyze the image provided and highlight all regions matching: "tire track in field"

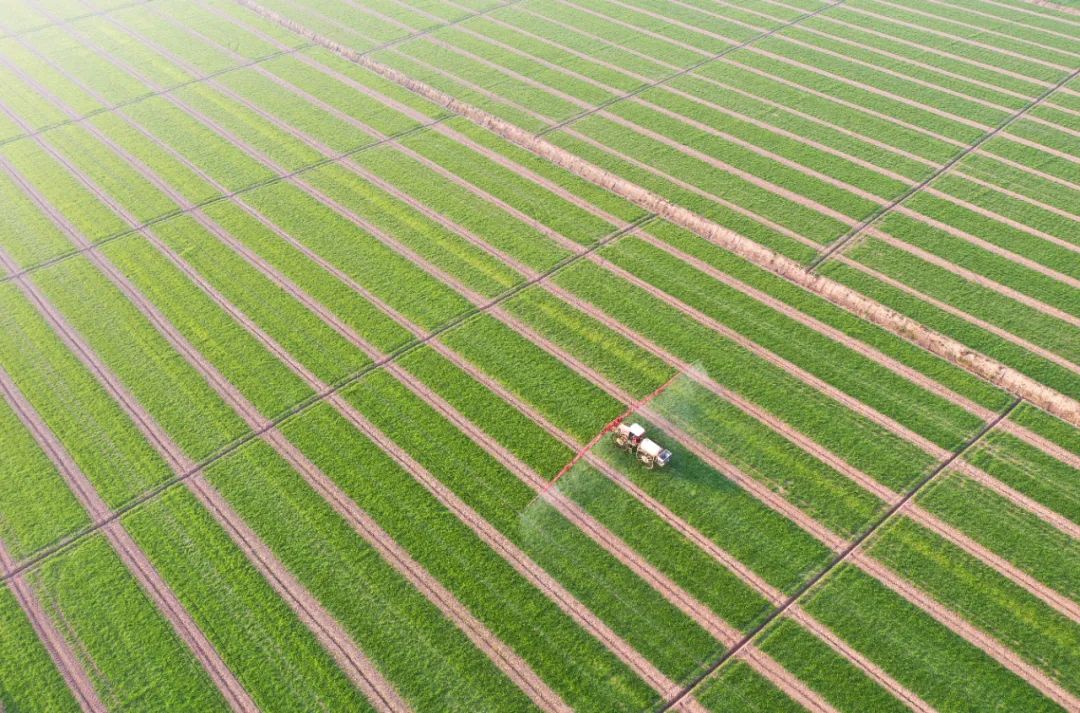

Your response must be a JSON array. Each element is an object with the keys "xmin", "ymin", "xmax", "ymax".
[
  {"xmin": 867, "ymin": 0, "xmax": 1080, "ymax": 64},
  {"xmin": 0, "ymin": 535, "xmax": 104, "ymax": 712},
  {"xmin": 832, "ymin": 254, "xmax": 1080, "ymax": 379},
  {"xmin": 0, "ymin": 0, "xmax": 151, "ymax": 41},
  {"xmin": 426, "ymin": 339, "xmax": 931, "ymax": 713},
  {"xmin": 0, "ymin": 44, "xmax": 313, "ymax": 152},
  {"xmin": 0, "ymin": 243, "xmax": 258, "ymax": 713},
  {"xmin": 760, "ymin": 0, "xmax": 1064, "ymax": 88},
  {"xmin": 168, "ymin": 0, "xmax": 1080, "ymax": 624},
  {"xmin": 446, "ymin": 0, "xmax": 1080, "ymax": 289},
  {"xmin": 660, "ymin": 397, "xmax": 1080, "ymax": 713},
  {"xmin": 916, "ymin": 0, "xmax": 1080, "ymax": 44},
  {"xmin": 385, "ymin": 17, "xmax": 1080, "ymax": 315},
  {"xmin": 0, "ymin": 146, "xmax": 414, "ymax": 713}
]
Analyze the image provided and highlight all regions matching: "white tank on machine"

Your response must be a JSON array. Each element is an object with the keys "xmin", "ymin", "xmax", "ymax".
[{"xmin": 636, "ymin": 438, "xmax": 672, "ymax": 469}]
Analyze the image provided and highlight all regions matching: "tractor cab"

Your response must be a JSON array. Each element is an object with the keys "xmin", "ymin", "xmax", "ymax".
[{"xmin": 613, "ymin": 422, "xmax": 646, "ymax": 451}]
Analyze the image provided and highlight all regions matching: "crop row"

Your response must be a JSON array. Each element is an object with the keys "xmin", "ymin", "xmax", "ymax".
[{"xmin": 2, "ymin": 2, "xmax": 1080, "ymax": 708}]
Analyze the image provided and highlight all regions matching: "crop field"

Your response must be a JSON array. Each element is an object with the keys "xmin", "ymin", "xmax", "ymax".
[{"xmin": 0, "ymin": 0, "xmax": 1076, "ymax": 710}]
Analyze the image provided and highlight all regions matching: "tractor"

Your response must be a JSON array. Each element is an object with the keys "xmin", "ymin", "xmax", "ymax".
[{"xmin": 612, "ymin": 422, "xmax": 672, "ymax": 469}]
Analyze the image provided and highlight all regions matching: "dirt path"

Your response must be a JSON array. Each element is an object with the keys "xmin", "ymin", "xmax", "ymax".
[
  {"xmin": 0, "ymin": 469, "xmax": 105, "ymax": 712},
  {"xmin": 867, "ymin": 229, "xmax": 1080, "ymax": 328},
  {"xmin": 834, "ymin": 255, "xmax": 1080, "ymax": 377},
  {"xmin": 1007, "ymin": 0, "xmax": 1080, "ymax": 19},
  {"xmin": 851, "ymin": 553, "xmax": 1080, "ymax": 710},
  {"xmin": 841, "ymin": 1, "xmax": 1074, "ymax": 73},
  {"xmin": 93, "ymin": 0, "xmax": 1080, "ymax": 482},
  {"xmin": 0, "ymin": 262, "xmax": 257, "ymax": 711},
  {"xmin": 954, "ymin": 461, "xmax": 1080, "ymax": 538},
  {"xmin": 0, "ymin": 84, "xmax": 417, "ymax": 710},
  {"xmin": 787, "ymin": 605, "xmax": 936, "ymax": 713}
]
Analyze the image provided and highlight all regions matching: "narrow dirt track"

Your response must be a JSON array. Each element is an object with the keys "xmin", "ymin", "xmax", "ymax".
[
  {"xmin": 0, "ymin": 94, "xmax": 413, "ymax": 709},
  {"xmin": 0, "ymin": 517, "xmax": 104, "ymax": 711},
  {"xmin": 0, "ymin": 259, "xmax": 257, "ymax": 712},
  {"xmin": 844, "ymin": 1, "xmax": 1075, "ymax": 72},
  {"xmin": 787, "ymin": 605, "xmax": 937, "ymax": 713},
  {"xmin": 851, "ymin": 553, "xmax": 1080, "ymax": 710},
  {"xmin": 867, "ymin": 229, "xmax": 1080, "ymax": 327},
  {"xmin": 954, "ymin": 461, "xmax": 1080, "ymax": 538},
  {"xmin": 834, "ymin": 255, "xmax": 1080, "ymax": 377}
]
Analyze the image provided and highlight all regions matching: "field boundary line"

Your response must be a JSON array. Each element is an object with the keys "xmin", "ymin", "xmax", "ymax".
[
  {"xmin": 236, "ymin": 0, "xmax": 1080, "ymax": 425},
  {"xmin": 658, "ymin": 396, "xmax": 1023, "ymax": 711},
  {"xmin": 535, "ymin": 0, "xmax": 846, "ymax": 137},
  {"xmin": 808, "ymin": 63, "xmax": 1080, "ymax": 270},
  {"xmin": 0, "ymin": 213, "xmax": 656, "ymax": 584}
]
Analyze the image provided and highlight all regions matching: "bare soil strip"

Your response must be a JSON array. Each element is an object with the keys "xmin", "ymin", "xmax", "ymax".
[
  {"xmin": 0, "ymin": 255, "xmax": 258, "ymax": 713},
  {"xmin": 238, "ymin": 0, "xmax": 1080, "ymax": 427},
  {"xmin": 0, "ymin": 513, "xmax": 104, "ymax": 711},
  {"xmin": 659, "ymin": 399, "xmax": 1080, "ymax": 712},
  {"xmin": 834, "ymin": 256, "xmax": 1080, "ymax": 377},
  {"xmin": 850, "ymin": 0, "xmax": 1076, "ymax": 69},
  {"xmin": 864, "ymin": 229, "xmax": 1080, "ymax": 328},
  {"xmin": 787, "ymin": 605, "xmax": 936, "ymax": 713},
  {"xmin": 851, "ymin": 553, "xmax": 1079, "ymax": 710},
  {"xmin": 1003, "ymin": 0, "xmax": 1080, "ymax": 18},
  {"xmin": 915, "ymin": 0, "xmax": 1080, "ymax": 38},
  {"xmin": 954, "ymin": 461, "xmax": 1080, "ymax": 537}
]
